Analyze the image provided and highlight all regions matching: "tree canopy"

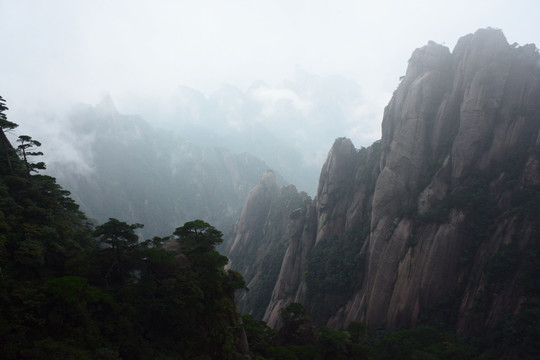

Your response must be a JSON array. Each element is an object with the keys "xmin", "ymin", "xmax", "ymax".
[{"xmin": 174, "ymin": 219, "xmax": 224, "ymax": 252}]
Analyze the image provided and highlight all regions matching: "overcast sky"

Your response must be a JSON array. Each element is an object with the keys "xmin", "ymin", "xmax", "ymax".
[{"xmin": 1, "ymin": 0, "xmax": 539, "ymax": 147}]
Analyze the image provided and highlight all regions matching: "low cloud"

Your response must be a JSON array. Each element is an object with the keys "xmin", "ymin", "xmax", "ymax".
[
  {"xmin": 250, "ymin": 86, "xmax": 313, "ymax": 119},
  {"xmin": 6, "ymin": 106, "xmax": 95, "ymax": 176}
]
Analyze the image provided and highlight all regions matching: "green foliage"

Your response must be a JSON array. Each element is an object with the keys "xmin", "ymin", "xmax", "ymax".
[
  {"xmin": 485, "ymin": 242, "xmax": 520, "ymax": 283},
  {"xmin": 412, "ymin": 173, "xmax": 499, "ymax": 229},
  {"xmin": 265, "ymin": 346, "xmax": 301, "ymax": 360},
  {"xmin": 94, "ymin": 218, "xmax": 142, "ymax": 248},
  {"xmin": 1, "ymin": 216, "xmax": 249, "ymax": 359},
  {"xmin": 306, "ymin": 232, "xmax": 365, "ymax": 295},
  {"xmin": 242, "ymin": 314, "xmax": 278, "ymax": 355},
  {"xmin": 0, "ymin": 96, "xmax": 15, "ymax": 130},
  {"xmin": 510, "ymin": 185, "xmax": 540, "ymax": 219},
  {"xmin": 318, "ymin": 326, "xmax": 352, "ymax": 359},
  {"xmin": 240, "ymin": 240, "xmax": 288, "ymax": 319},
  {"xmin": 0, "ymin": 141, "xmax": 90, "ymax": 282},
  {"xmin": 281, "ymin": 302, "xmax": 307, "ymax": 319},
  {"xmin": 14, "ymin": 239, "xmax": 45, "ymax": 267},
  {"xmin": 305, "ymin": 231, "xmax": 365, "ymax": 320},
  {"xmin": 174, "ymin": 219, "xmax": 224, "ymax": 252},
  {"xmin": 278, "ymin": 302, "xmax": 318, "ymax": 348},
  {"xmin": 244, "ymin": 303, "xmax": 479, "ymax": 360},
  {"xmin": 374, "ymin": 326, "xmax": 476, "ymax": 360},
  {"xmin": 91, "ymin": 218, "xmax": 144, "ymax": 286},
  {"xmin": 418, "ymin": 292, "xmax": 461, "ymax": 331},
  {"xmin": 476, "ymin": 306, "xmax": 540, "ymax": 359}
]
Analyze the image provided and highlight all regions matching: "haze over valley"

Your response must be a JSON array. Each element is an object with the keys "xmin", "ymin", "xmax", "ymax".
[{"xmin": 2, "ymin": 1, "xmax": 539, "ymax": 198}]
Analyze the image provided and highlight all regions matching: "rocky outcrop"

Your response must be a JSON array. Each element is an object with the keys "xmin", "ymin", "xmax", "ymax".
[
  {"xmin": 227, "ymin": 171, "xmax": 311, "ymax": 318},
  {"xmin": 262, "ymin": 139, "xmax": 381, "ymax": 327},
  {"xmin": 231, "ymin": 29, "xmax": 540, "ymax": 335}
]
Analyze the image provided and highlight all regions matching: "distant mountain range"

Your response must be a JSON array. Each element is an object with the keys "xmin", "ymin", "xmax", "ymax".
[
  {"xmin": 117, "ymin": 69, "xmax": 382, "ymax": 195},
  {"xmin": 48, "ymin": 97, "xmax": 282, "ymax": 239},
  {"xmin": 43, "ymin": 69, "xmax": 380, "ymax": 237}
]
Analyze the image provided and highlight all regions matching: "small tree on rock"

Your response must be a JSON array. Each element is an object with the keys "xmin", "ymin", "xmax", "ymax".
[{"xmin": 16, "ymin": 135, "xmax": 45, "ymax": 176}]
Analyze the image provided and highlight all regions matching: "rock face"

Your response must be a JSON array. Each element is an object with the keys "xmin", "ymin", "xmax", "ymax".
[
  {"xmin": 230, "ymin": 29, "xmax": 540, "ymax": 335},
  {"xmin": 227, "ymin": 171, "xmax": 311, "ymax": 318}
]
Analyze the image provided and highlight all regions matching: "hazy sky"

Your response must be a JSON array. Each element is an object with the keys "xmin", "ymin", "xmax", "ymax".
[{"xmin": 1, "ymin": 0, "xmax": 539, "ymax": 146}]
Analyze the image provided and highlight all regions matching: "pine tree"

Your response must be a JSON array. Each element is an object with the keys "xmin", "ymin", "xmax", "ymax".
[{"xmin": 16, "ymin": 135, "xmax": 45, "ymax": 176}]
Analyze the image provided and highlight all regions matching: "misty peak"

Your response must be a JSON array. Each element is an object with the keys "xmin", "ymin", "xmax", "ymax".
[{"xmin": 95, "ymin": 93, "xmax": 118, "ymax": 116}]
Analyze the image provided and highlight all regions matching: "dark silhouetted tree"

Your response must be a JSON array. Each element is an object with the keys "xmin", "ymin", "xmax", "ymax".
[
  {"xmin": 174, "ymin": 219, "xmax": 225, "ymax": 254},
  {"xmin": 93, "ymin": 218, "xmax": 143, "ymax": 285},
  {"xmin": 16, "ymin": 135, "xmax": 45, "ymax": 176}
]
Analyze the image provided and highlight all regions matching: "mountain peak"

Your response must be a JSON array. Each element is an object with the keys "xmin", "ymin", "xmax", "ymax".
[{"xmin": 95, "ymin": 93, "xmax": 118, "ymax": 116}]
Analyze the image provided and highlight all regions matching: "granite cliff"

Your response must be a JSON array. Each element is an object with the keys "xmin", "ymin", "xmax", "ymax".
[
  {"xmin": 226, "ymin": 171, "xmax": 311, "ymax": 318},
  {"xmin": 229, "ymin": 28, "xmax": 540, "ymax": 335}
]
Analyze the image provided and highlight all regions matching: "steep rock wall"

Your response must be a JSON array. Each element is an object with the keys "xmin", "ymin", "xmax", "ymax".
[
  {"xmin": 263, "ymin": 139, "xmax": 381, "ymax": 326},
  {"xmin": 227, "ymin": 171, "xmax": 311, "ymax": 318},
  {"xmin": 232, "ymin": 29, "xmax": 540, "ymax": 334}
]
